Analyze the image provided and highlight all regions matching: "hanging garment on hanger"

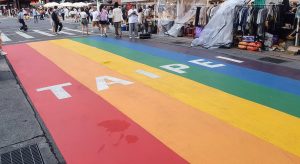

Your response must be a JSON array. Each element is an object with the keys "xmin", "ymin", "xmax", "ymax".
[
  {"xmin": 250, "ymin": 7, "xmax": 260, "ymax": 35},
  {"xmin": 246, "ymin": 6, "xmax": 254, "ymax": 31},
  {"xmin": 257, "ymin": 8, "xmax": 268, "ymax": 36},
  {"xmin": 233, "ymin": 6, "xmax": 243, "ymax": 31},
  {"xmin": 239, "ymin": 7, "xmax": 249, "ymax": 32}
]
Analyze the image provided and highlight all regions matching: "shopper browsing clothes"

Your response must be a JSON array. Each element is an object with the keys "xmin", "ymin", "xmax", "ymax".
[
  {"xmin": 80, "ymin": 7, "xmax": 89, "ymax": 35},
  {"xmin": 128, "ymin": 5, "xmax": 139, "ymax": 39},
  {"xmin": 112, "ymin": 2, "xmax": 123, "ymax": 38}
]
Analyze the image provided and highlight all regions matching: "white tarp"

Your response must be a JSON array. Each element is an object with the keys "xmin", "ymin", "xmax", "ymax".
[
  {"xmin": 166, "ymin": 8, "xmax": 196, "ymax": 36},
  {"xmin": 122, "ymin": 0, "xmax": 149, "ymax": 2},
  {"xmin": 191, "ymin": 0, "xmax": 246, "ymax": 48}
]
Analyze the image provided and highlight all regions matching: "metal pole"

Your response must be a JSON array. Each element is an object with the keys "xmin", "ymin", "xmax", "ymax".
[{"xmin": 295, "ymin": 18, "xmax": 299, "ymax": 46}]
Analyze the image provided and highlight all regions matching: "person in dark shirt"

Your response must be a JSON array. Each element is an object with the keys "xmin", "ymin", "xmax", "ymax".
[{"xmin": 51, "ymin": 6, "xmax": 63, "ymax": 34}]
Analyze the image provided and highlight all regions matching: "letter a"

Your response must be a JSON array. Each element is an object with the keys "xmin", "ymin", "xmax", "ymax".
[{"xmin": 96, "ymin": 76, "xmax": 134, "ymax": 91}]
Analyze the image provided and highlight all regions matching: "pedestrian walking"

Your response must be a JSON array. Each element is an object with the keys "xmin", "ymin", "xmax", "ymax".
[
  {"xmin": 40, "ymin": 9, "xmax": 45, "ymax": 20},
  {"xmin": 85, "ymin": 7, "xmax": 90, "ymax": 24},
  {"xmin": 32, "ymin": 8, "xmax": 38, "ymax": 23},
  {"xmin": 89, "ymin": 8, "xmax": 93, "ymax": 22},
  {"xmin": 17, "ymin": 9, "xmax": 27, "ymax": 31},
  {"xmin": 48, "ymin": 8, "xmax": 55, "ymax": 32},
  {"xmin": 112, "ymin": 2, "xmax": 123, "ymax": 38},
  {"xmin": 80, "ymin": 7, "xmax": 89, "ymax": 35},
  {"xmin": 138, "ymin": 7, "xmax": 144, "ymax": 34},
  {"xmin": 99, "ymin": 5, "xmax": 108, "ymax": 37},
  {"xmin": 52, "ymin": 6, "xmax": 63, "ymax": 35},
  {"xmin": 73, "ymin": 8, "xmax": 79, "ymax": 23},
  {"xmin": 108, "ymin": 7, "xmax": 113, "ymax": 25},
  {"xmin": 61, "ymin": 8, "xmax": 65, "ymax": 21},
  {"xmin": 128, "ymin": 5, "xmax": 139, "ymax": 39},
  {"xmin": 91, "ymin": 7, "xmax": 100, "ymax": 33}
]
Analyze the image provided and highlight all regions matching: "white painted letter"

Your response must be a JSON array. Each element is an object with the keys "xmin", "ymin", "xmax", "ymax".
[
  {"xmin": 135, "ymin": 69, "xmax": 160, "ymax": 79},
  {"xmin": 96, "ymin": 76, "xmax": 133, "ymax": 91},
  {"xmin": 36, "ymin": 83, "xmax": 72, "ymax": 100},
  {"xmin": 160, "ymin": 64, "xmax": 189, "ymax": 74},
  {"xmin": 189, "ymin": 59, "xmax": 225, "ymax": 68}
]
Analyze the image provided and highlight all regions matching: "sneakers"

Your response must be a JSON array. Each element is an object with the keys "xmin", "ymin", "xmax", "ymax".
[
  {"xmin": 129, "ymin": 36, "xmax": 132, "ymax": 39},
  {"xmin": 135, "ymin": 36, "xmax": 139, "ymax": 39}
]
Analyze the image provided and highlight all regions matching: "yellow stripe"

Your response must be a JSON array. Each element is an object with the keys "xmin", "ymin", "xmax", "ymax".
[{"xmin": 52, "ymin": 39, "xmax": 300, "ymax": 157}]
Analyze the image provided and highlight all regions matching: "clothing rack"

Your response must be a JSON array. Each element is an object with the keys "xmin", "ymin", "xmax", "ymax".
[{"xmin": 234, "ymin": 3, "xmax": 284, "ymax": 50}]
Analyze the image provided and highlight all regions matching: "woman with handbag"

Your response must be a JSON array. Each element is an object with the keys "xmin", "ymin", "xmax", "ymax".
[{"xmin": 99, "ymin": 5, "xmax": 108, "ymax": 37}]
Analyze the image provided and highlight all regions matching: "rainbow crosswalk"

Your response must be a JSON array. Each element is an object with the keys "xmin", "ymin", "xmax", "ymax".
[{"xmin": 3, "ymin": 37, "xmax": 300, "ymax": 164}]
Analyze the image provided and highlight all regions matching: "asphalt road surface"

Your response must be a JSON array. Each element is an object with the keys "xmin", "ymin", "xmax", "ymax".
[{"xmin": 0, "ymin": 16, "xmax": 99, "ymax": 45}]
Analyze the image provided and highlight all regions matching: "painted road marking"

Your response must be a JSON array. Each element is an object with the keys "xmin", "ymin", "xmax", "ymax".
[
  {"xmin": 1, "ymin": 33, "xmax": 11, "ymax": 42},
  {"xmin": 136, "ymin": 69, "xmax": 160, "ymax": 79},
  {"xmin": 64, "ymin": 27, "xmax": 83, "ymax": 33},
  {"xmin": 16, "ymin": 31, "xmax": 35, "ymax": 39},
  {"xmin": 48, "ymin": 29, "xmax": 75, "ymax": 35},
  {"xmin": 29, "ymin": 41, "xmax": 300, "ymax": 163},
  {"xmin": 216, "ymin": 56, "xmax": 244, "ymax": 63},
  {"xmin": 58, "ymin": 39, "xmax": 300, "ymax": 157},
  {"xmin": 96, "ymin": 76, "xmax": 133, "ymax": 91},
  {"xmin": 5, "ymin": 43, "xmax": 187, "ymax": 164},
  {"xmin": 64, "ymin": 27, "xmax": 94, "ymax": 34},
  {"xmin": 37, "ymin": 83, "xmax": 72, "ymax": 100},
  {"xmin": 85, "ymin": 37, "xmax": 300, "ymax": 116},
  {"xmin": 33, "ymin": 30, "xmax": 55, "ymax": 36}
]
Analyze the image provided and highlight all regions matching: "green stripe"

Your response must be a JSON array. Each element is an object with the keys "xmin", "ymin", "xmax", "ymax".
[{"xmin": 72, "ymin": 37, "xmax": 300, "ymax": 118}]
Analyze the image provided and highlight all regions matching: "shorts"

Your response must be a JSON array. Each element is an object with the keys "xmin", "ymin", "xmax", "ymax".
[
  {"xmin": 99, "ymin": 20, "xmax": 108, "ymax": 25},
  {"xmin": 81, "ymin": 18, "xmax": 88, "ymax": 26},
  {"xmin": 92, "ymin": 21, "xmax": 98, "ymax": 26}
]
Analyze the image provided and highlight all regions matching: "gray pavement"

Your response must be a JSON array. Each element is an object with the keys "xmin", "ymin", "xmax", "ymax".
[
  {"xmin": 0, "ymin": 17, "xmax": 67, "ymax": 164},
  {"xmin": 1, "ymin": 16, "xmax": 99, "ymax": 45}
]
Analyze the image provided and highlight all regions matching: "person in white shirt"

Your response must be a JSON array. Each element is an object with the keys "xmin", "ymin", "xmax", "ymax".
[
  {"xmin": 64, "ymin": 8, "xmax": 69, "ymax": 18},
  {"xmin": 108, "ymin": 7, "xmax": 113, "ymax": 25},
  {"xmin": 128, "ymin": 5, "xmax": 139, "ymax": 38},
  {"xmin": 32, "ymin": 8, "xmax": 38, "ymax": 23},
  {"xmin": 79, "ymin": 7, "xmax": 89, "ymax": 35},
  {"xmin": 91, "ymin": 7, "xmax": 100, "ymax": 32},
  {"xmin": 112, "ymin": 2, "xmax": 123, "ymax": 37}
]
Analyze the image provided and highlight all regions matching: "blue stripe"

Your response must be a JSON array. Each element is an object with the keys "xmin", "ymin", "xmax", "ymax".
[{"xmin": 89, "ymin": 36, "xmax": 300, "ymax": 96}]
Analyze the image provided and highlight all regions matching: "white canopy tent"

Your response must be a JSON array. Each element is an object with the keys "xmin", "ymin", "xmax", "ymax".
[
  {"xmin": 44, "ymin": 2, "xmax": 60, "ymax": 8},
  {"xmin": 72, "ymin": 2, "xmax": 88, "ymax": 8},
  {"xmin": 60, "ymin": 2, "xmax": 73, "ymax": 7}
]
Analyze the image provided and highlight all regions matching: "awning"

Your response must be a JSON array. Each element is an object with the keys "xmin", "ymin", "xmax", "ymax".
[{"xmin": 121, "ymin": 0, "xmax": 153, "ymax": 3}]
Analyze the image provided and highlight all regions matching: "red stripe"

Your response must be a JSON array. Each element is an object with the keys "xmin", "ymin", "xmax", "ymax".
[{"xmin": 4, "ymin": 44, "xmax": 187, "ymax": 164}]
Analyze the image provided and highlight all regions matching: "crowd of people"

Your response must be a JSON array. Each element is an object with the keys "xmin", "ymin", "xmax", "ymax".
[{"xmin": 13, "ymin": 2, "xmax": 155, "ymax": 38}]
